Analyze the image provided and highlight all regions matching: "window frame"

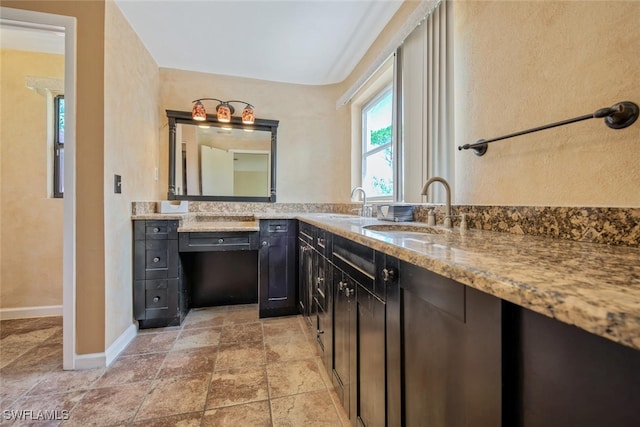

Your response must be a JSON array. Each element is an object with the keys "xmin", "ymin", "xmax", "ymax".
[
  {"xmin": 361, "ymin": 85, "xmax": 394, "ymax": 201},
  {"xmin": 53, "ymin": 94, "xmax": 64, "ymax": 198}
]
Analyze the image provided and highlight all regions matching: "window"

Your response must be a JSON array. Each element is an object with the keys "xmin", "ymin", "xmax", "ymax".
[
  {"xmin": 362, "ymin": 87, "xmax": 394, "ymax": 200},
  {"xmin": 53, "ymin": 94, "xmax": 64, "ymax": 198}
]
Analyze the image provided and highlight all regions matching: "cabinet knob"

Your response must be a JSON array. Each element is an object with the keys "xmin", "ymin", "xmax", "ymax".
[
  {"xmin": 317, "ymin": 329, "xmax": 324, "ymax": 335},
  {"xmin": 345, "ymin": 287, "xmax": 354, "ymax": 298},
  {"xmin": 153, "ymin": 296, "xmax": 160, "ymax": 302},
  {"xmin": 153, "ymin": 257, "xmax": 160, "ymax": 263},
  {"xmin": 382, "ymin": 267, "xmax": 397, "ymax": 282},
  {"xmin": 338, "ymin": 281, "xmax": 345, "ymax": 291},
  {"xmin": 153, "ymin": 227, "xmax": 160, "ymax": 232},
  {"xmin": 218, "ymin": 238, "xmax": 224, "ymax": 244},
  {"xmin": 262, "ymin": 241, "xmax": 268, "ymax": 246}
]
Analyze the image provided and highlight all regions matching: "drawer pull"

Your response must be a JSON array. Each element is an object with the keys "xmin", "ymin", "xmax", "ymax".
[
  {"xmin": 218, "ymin": 238, "xmax": 224, "ymax": 244},
  {"xmin": 153, "ymin": 227, "xmax": 160, "ymax": 232},
  {"xmin": 153, "ymin": 296, "xmax": 160, "ymax": 302},
  {"xmin": 153, "ymin": 257, "xmax": 160, "ymax": 263}
]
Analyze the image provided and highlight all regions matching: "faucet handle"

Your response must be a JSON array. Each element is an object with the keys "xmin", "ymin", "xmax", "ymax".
[
  {"xmin": 427, "ymin": 209, "xmax": 436, "ymax": 226},
  {"xmin": 459, "ymin": 213, "xmax": 468, "ymax": 230}
]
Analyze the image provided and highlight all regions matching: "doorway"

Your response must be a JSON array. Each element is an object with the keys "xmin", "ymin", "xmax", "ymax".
[{"xmin": 0, "ymin": 7, "xmax": 76, "ymax": 370}]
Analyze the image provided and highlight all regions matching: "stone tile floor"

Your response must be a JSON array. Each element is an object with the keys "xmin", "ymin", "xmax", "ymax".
[{"xmin": 0, "ymin": 305, "xmax": 350, "ymax": 426}]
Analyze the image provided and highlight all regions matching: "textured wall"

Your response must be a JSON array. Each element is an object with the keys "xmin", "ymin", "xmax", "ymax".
[
  {"xmin": 3, "ymin": 0, "xmax": 107, "ymax": 354},
  {"xmin": 103, "ymin": 1, "xmax": 160, "ymax": 349},
  {"xmin": 453, "ymin": 0, "xmax": 640, "ymax": 207},
  {"xmin": 159, "ymin": 69, "xmax": 349, "ymax": 203},
  {"xmin": 0, "ymin": 49, "xmax": 64, "ymax": 309}
]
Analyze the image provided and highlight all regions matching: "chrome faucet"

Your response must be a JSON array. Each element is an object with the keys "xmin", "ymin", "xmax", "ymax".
[
  {"xmin": 421, "ymin": 177, "xmax": 452, "ymax": 228},
  {"xmin": 350, "ymin": 186, "xmax": 371, "ymax": 217}
]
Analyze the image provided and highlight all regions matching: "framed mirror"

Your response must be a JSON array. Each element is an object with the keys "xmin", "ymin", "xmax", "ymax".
[{"xmin": 167, "ymin": 110, "xmax": 278, "ymax": 202}]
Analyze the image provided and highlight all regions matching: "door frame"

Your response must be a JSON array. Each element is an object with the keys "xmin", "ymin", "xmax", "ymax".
[{"xmin": 1, "ymin": 7, "xmax": 77, "ymax": 370}]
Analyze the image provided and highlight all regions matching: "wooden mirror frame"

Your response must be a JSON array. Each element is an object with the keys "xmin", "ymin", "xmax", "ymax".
[{"xmin": 166, "ymin": 110, "xmax": 278, "ymax": 202}]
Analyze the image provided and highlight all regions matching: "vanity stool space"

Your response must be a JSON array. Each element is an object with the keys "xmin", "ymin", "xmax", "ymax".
[{"xmin": 132, "ymin": 218, "xmax": 298, "ymax": 329}]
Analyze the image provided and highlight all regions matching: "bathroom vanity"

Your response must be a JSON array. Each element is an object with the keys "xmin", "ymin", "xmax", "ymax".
[
  {"xmin": 131, "ymin": 210, "xmax": 640, "ymax": 426},
  {"xmin": 132, "ymin": 216, "xmax": 298, "ymax": 328}
]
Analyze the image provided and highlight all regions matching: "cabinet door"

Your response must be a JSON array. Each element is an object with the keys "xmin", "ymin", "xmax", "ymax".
[
  {"xmin": 316, "ymin": 256, "xmax": 333, "ymax": 375},
  {"xmin": 507, "ymin": 305, "xmax": 640, "ymax": 427},
  {"xmin": 298, "ymin": 240, "xmax": 313, "ymax": 316},
  {"xmin": 259, "ymin": 234, "xmax": 297, "ymax": 317},
  {"xmin": 399, "ymin": 261, "xmax": 502, "ymax": 427},
  {"xmin": 333, "ymin": 270, "xmax": 355, "ymax": 418},
  {"xmin": 357, "ymin": 285, "xmax": 386, "ymax": 427}
]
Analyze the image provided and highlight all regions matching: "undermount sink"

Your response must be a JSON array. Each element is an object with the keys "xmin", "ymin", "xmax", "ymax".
[{"xmin": 363, "ymin": 223, "xmax": 451, "ymax": 235}]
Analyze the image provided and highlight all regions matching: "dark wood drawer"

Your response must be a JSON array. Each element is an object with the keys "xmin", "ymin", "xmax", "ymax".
[
  {"xmin": 179, "ymin": 231, "xmax": 259, "ymax": 252},
  {"xmin": 144, "ymin": 239, "xmax": 179, "ymax": 279},
  {"xmin": 133, "ymin": 278, "xmax": 179, "ymax": 320},
  {"xmin": 260, "ymin": 219, "xmax": 296, "ymax": 236},
  {"xmin": 145, "ymin": 220, "xmax": 178, "ymax": 240},
  {"xmin": 332, "ymin": 235, "xmax": 376, "ymax": 298},
  {"xmin": 298, "ymin": 221, "xmax": 315, "ymax": 245}
]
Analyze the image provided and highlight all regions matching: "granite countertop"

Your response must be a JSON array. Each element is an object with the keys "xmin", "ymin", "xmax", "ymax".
[
  {"xmin": 296, "ymin": 214, "xmax": 640, "ymax": 352},
  {"xmin": 131, "ymin": 212, "xmax": 298, "ymax": 232},
  {"xmin": 131, "ymin": 211, "xmax": 640, "ymax": 350}
]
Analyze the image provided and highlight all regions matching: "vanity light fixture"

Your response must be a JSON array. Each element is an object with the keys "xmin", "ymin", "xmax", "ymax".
[{"xmin": 191, "ymin": 98, "xmax": 255, "ymax": 125}]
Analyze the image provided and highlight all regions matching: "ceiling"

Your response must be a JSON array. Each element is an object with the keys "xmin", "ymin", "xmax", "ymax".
[
  {"xmin": 1, "ymin": 1, "xmax": 402, "ymax": 86},
  {"xmin": 0, "ymin": 19, "xmax": 65, "ymax": 54},
  {"xmin": 113, "ymin": 0, "xmax": 403, "ymax": 85}
]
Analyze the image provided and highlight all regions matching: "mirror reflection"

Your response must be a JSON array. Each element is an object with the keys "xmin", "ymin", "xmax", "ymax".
[
  {"xmin": 176, "ymin": 125, "xmax": 271, "ymax": 197},
  {"xmin": 167, "ymin": 110, "xmax": 278, "ymax": 202}
]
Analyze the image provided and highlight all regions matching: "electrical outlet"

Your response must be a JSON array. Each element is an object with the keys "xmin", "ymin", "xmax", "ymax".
[{"xmin": 114, "ymin": 174, "xmax": 122, "ymax": 194}]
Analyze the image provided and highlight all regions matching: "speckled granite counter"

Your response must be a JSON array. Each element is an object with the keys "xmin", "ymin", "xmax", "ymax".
[
  {"xmin": 131, "ymin": 210, "xmax": 640, "ymax": 351},
  {"xmin": 295, "ymin": 214, "xmax": 640, "ymax": 351},
  {"xmin": 131, "ymin": 212, "xmax": 293, "ymax": 232}
]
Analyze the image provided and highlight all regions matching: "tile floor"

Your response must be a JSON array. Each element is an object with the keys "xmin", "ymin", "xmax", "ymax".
[{"xmin": 0, "ymin": 305, "xmax": 350, "ymax": 426}]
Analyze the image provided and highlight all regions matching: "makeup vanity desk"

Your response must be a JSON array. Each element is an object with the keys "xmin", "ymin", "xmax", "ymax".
[{"xmin": 132, "ymin": 215, "xmax": 297, "ymax": 329}]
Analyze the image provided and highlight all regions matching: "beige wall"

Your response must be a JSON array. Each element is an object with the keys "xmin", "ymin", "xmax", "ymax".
[
  {"xmin": 159, "ymin": 69, "xmax": 350, "ymax": 203},
  {"xmin": 453, "ymin": 0, "xmax": 640, "ymax": 207},
  {"xmin": 0, "ymin": 49, "xmax": 64, "ymax": 308},
  {"xmin": 103, "ymin": 1, "xmax": 160, "ymax": 347},
  {"xmin": 2, "ymin": 0, "xmax": 107, "ymax": 354},
  {"xmin": 342, "ymin": 0, "xmax": 640, "ymax": 207}
]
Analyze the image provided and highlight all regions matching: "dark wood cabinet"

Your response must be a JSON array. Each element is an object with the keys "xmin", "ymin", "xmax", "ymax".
[
  {"xmin": 503, "ymin": 304, "xmax": 640, "ymax": 427},
  {"xmin": 258, "ymin": 220, "xmax": 298, "ymax": 318},
  {"xmin": 298, "ymin": 223, "xmax": 315, "ymax": 323},
  {"xmin": 332, "ymin": 267, "xmax": 355, "ymax": 419},
  {"xmin": 133, "ymin": 220, "xmax": 187, "ymax": 328},
  {"xmin": 356, "ymin": 285, "xmax": 386, "ymax": 427},
  {"xmin": 391, "ymin": 261, "xmax": 503, "ymax": 427},
  {"xmin": 297, "ymin": 221, "xmax": 640, "ymax": 427}
]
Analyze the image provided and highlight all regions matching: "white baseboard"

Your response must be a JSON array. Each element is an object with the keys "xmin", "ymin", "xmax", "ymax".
[
  {"xmin": 0, "ymin": 305, "xmax": 63, "ymax": 320},
  {"xmin": 105, "ymin": 324, "xmax": 137, "ymax": 366},
  {"xmin": 73, "ymin": 352, "xmax": 106, "ymax": 370},
  {"xmin": 72, "ymin": 323, "xmax": 137, "ymax": 370}
]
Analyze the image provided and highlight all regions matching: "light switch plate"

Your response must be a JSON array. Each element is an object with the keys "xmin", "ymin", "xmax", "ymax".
[{"xmin": 114, "ymin": 174, "xmax": 121, "ymax": 194}]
